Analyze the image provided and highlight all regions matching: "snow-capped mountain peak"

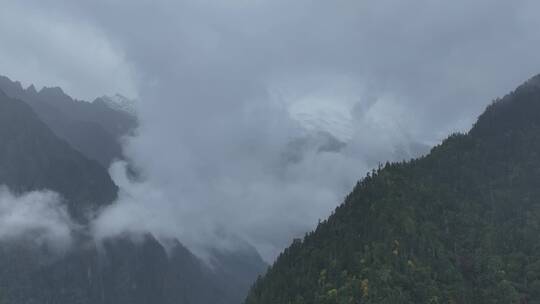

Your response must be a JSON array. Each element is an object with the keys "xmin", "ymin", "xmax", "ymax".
[{"xmin": 99, "ymin": 94, "xmax": 137, "ymax": 115}]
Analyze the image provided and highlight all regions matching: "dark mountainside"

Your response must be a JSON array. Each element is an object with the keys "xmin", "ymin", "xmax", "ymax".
[
  {"xmin": 0, "ymin": 89, "xmax": 117, "ymax": 218},
  {"xmin": 245, "ymin": 75, "xmax": 540, "ymax": 303},
  {"xmin": 0, "ymin": 86, "xmax": 266, "ymax": 303},
  {"xmin": 0, "ymin": 233, "xmax": 266, "ymax": 304},
  {"xmin": 0, "ymin": 76, "xmax": 137, "ymax": 167}
]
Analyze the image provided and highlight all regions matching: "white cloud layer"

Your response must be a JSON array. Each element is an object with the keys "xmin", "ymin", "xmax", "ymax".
[
  {"xmin": 3, "ymin": 0, "xmax": 540, "ymax": 261},
  {"xmin": 0, "ymin": 2, "xmax": 137, "ymax": 100},
  {"xmin": 0, "ymin": 186, "xmax": 74, "ymax": 249}
]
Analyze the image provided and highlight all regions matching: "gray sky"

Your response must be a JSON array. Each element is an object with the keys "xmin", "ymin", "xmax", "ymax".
[{"xmin": 2, "ymin": 0, "xmax": 540, "ymax": 261}]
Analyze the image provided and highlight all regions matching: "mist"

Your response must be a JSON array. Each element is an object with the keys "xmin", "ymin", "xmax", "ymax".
[
  {"xmin": 3, "ymin": 0, "xmax": 540, "ymax": 261},
  {"xmin": 0, "ymin": 186, "xmax": 74, "ymax": 250}
]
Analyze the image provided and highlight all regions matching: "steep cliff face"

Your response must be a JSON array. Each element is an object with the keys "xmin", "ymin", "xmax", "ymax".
[
  {"xmin": 0, "ymin": 76, "xmax": 137, "ymax": 167},
  {"xmin": 0, "ymin": 89, "xmax": 117, "ymax": 217},
  {"xmin": 0, "ymin": 85, "xmax": 266, "ymax": 304}
]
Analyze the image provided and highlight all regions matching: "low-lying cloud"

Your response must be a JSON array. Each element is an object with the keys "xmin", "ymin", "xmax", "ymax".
[
  {"xmin": 0, "ymin": 186, "xmax": 74, "ymax": 249},
  {"xmin": 94, "ymin": 107, "xmax": 426, "ymax": 261},
  {"xmin": 3, "ymin": 0, "xmax": 540, "ymax": 261}
]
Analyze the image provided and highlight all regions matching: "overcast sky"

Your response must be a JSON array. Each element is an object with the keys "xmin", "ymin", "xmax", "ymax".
[{"xmin": 2, "ymin": 0, "xmax": 540, "ymax": 261}]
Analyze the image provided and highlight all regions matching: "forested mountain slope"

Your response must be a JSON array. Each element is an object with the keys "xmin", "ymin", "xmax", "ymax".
[{"xmin": 245, "ymin": 75, "xmax": 540, "ymax": 304}]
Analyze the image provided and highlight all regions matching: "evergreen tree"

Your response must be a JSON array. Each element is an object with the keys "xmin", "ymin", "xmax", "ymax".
[{"xmin": 245, "ymin": 75, "xmax": 540, "ymax": 303}]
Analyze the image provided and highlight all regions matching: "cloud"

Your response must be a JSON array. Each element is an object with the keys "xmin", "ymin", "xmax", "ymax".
[
  {"xmin": 3, "ymin": 0, "xmax": 540, "ymax": 261},
  {"xmin": 0, "ymin": 186, "xmax": 75, "ymax": 249},
  {"xmin": 92, "ymin": 162, "xmax": 181, "ymax": 242},
  {"xmin": 0, "ymin": 1, "xmax": 137, "ymax": 100}
]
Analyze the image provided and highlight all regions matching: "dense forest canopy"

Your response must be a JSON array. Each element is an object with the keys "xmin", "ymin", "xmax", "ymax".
[{"xmin": 245, "ymin": 75, "xmax": 540, "ymax": 303}]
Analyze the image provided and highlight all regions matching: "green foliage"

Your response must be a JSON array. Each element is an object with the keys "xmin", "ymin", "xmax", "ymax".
[{"xmin": 245, "ymin": 75, "xmax": 540, "ymax": 303}]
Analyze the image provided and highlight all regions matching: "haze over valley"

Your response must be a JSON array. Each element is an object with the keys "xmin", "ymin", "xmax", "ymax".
[{"xmin": 1, "ymin": 1, "xmax": 540, "ymax": 303}]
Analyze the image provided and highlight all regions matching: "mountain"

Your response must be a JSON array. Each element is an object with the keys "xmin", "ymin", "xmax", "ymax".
[
  {"xmin": 0, "ymin": 89, "xmax": 117, "ymax": 219},
  {"xmin": 0, "ymin": 233, "xmax": 266, "ymax": 304},
  {"xmin": 245, "ymin": 75, "xmax": 540, "ymax": 303},
  {"xmin": 99, "ymin": 94, "xmax": 137, "ymax": 116},
  {"xmin": 0, "ymin": 82, "xmax": 266, "ymax": 303},
  {"xmin": 0, "ymin": 76, "xmax": 137, "ymax": 167}
]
